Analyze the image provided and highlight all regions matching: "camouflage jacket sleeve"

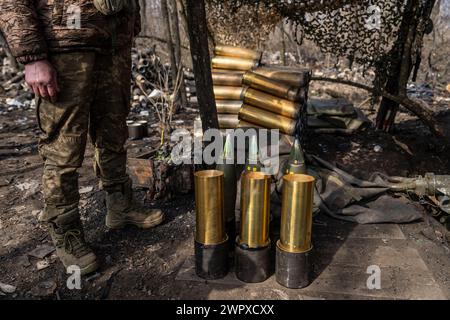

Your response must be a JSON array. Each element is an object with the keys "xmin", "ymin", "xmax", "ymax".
[{"xmin": 0, "ymin": 0, "xmax": 48, "ymax": 64}]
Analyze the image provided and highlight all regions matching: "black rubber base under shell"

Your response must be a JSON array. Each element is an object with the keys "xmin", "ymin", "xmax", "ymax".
[
  {"xmin": 195, "ymin": 238, "xmax": 229, "ymax": 280},
  {"xmin": 235, "ymin": 242, "xmax": 272, "ymax": 283},
  {"xmin": 276, "ymin": 241, "xmax": 313, "ymax": 289}
]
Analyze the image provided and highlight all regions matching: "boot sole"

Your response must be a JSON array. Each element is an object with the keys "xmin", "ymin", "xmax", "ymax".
[{"xmin": 106, "ymin": 214, "xmax": 164, "ymax": 230}]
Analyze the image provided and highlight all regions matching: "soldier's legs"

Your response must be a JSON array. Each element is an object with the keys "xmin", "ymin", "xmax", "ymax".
[
  {"xmin": 90, "ymin": 47, "xmax": 164, "ymax": 229},
  {"xmin": 39, "ymin": 52, "xmax": 96, "ymax": 222},
  {"xmin": 90, "ymin": 47, "xmax": 131, "ymax": 193},
  {"xmin": 37, "ymin": 52, "xmax": 99, "ymax": 274}
]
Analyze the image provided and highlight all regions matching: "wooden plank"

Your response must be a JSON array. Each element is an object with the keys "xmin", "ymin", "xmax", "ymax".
[
  {"xmin": 304, "ymin": 264, "xmax": 446, "ymax": 300},
  {"xmin": 314, "ymin": 223, "xmax": 406, "ymax": 240}
]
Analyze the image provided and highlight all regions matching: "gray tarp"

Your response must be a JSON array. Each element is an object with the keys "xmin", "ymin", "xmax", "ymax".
[
  {"xmin": 236, "ymin": 152, "xmax": 424, "ymax": 224},
  {"xmin": 264, "ymin": 151, "xmax": 423, "ymax": 224},
  {"xmin": 303, "ymin": 156, "xmax": 423, "ymax": 224}
]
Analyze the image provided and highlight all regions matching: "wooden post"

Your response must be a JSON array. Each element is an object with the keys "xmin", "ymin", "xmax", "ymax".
[{"xmin": 185, "ymin": 0, "xmax": 219, "ymax": 132}]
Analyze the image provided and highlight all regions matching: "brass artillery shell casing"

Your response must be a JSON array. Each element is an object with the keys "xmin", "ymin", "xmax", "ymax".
[
  {"xmin": 215, "ymin": 45, "xmax": 262, "ymax": 61},
  {"xmin": 214, "ymin": 86, "xmax": 247, "ymax": 100},
  {"xmin": 212, "ymin": 68, "xmax": 245, "ymax": 74},
  {"xmin": 216, "ymin": 100, "xmax": 243, "ymax": 114},
  {"xmin": 239, "ymin": 104, "xmax": 297, "ymax": 136},
  {"xmin": 218, "ymin": 114, "xmax": 239, "ymax": 129},
  {"xmin": 239, "ymin": 172, "xmax": 271, "ymax": 249},
  {"xmin": 194, "ymin": 170, "xmax": 226, "ymax": 245},
  {"xmin": 212, "ymin": 56, "xmax": 259, "ymax": 71},
  {"xmin": 244, "ymin": 88, "xmax": 300, "ymax": 119},
  {"xmin": 243, "ymin": 71, "xmax": 302, "ymax": 102},
  {"xmin": 212, "ymin": 71, "xmax": 245, "ymax": 86},
  {"xmin": 237, "ymin": 120, "xmax": 264, "ymax": 129},
  {"xmin": 279, "ymin": 174, "xmax": 315, "ymax": 253},
  {"xmin": 254, "ymin": 66, "xmax": 311, "ymax": 87}
]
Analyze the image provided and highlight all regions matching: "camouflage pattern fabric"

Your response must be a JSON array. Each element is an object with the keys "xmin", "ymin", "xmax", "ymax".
[
  {"xmin": 38, "ymin": 47, "xmax": 132, "ymax": 222},
  {"xmin": 0, "ymin": 0, "xmax": 141, "ymax": 64}
]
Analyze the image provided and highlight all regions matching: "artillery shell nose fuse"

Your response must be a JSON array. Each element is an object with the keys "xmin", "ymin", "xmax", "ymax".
[
  {"xmin": 276, "ymin": 174, "xmax": 315, "ymax": 289},
  {"xmin": 194, "ymin": 170, "xmax": 229, "ymax": 280},
  {"xmin": 216, "ymin": 134, "xmax": 238, "ymax": 251},
  {"xmin": 235, "ymin": 172, "xmax": 272, "ymax": 283}
]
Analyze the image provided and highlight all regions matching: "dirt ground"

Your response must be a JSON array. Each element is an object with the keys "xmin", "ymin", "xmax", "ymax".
[{"xmin": 0, "ymin": 89, "xmax": 450, "ymax": 300}]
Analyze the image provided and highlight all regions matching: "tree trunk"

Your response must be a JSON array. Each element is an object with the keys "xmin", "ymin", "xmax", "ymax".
[
  {"xmin": 281, "ymin": 22, "xmax": 287, "ymax": 66},
  {"xmin": 185, "ymin": 0, "xmax": 219, "ymax": 132},
  {"xmin": 376, "ymin": 0, "xmax": 436, "ymax": 132},
  {"xmin": 168, "ymin": 0, "xmax": 188, "ymax": 109},
  {"xmin": 161, "ymin": 0, "xmax": 179, "ymax": 95}
]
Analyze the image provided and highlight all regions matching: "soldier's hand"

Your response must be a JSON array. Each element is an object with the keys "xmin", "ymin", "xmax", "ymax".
[{"xmin": 25, "ymin": 59, "xmax": 60, "ymax": 103}]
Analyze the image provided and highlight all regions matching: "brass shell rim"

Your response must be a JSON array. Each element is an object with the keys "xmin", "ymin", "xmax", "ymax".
[
  {"xmin": 243, "ymin": 171, "xmax": 271, "ymax": 180},
  {"xmin": 196, "ymin": 234, "xmax": 229, "ymax": 247},
  {"xmin": 283, "ymin": 174, "xmax": 315, "ymax": 183},
  {"xmin": 194, "ymin": 170, "xmax": 224, "ymax": 179},
  {"xmin": 238, "ymin": 237, "xmax": 271, "ymax": 249},
  {"xmin": 277, "ymin": 240, "xmax": 313, "ymax": 254}
]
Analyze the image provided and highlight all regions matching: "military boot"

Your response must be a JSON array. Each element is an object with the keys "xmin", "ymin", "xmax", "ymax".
[
  {"xmin": 47, "ymin": 211, "xmax": 99, "ymax": 275},
  {"xmin": 105, "ymin": 180, "xmax": 164, "ymax": 229}
]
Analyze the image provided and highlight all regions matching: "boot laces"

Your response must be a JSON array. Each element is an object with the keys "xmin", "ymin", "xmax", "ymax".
[{"xmin": 63, "ymin": 230, "xmax": 91, "ymax": 258}]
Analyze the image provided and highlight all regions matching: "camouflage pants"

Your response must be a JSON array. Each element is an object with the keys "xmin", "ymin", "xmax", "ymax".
[{"xmin": 37, "ymin": 47, "xmax": 132, "ymax": 222}]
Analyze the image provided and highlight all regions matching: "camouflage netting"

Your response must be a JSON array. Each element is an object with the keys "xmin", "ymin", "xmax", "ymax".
[
  {"xmin": 206, "ymin": 0, "xmax": 406, "ymax": 69},
  {"xmin": 205, "ymin": 1, "xmax": 281, "ymax": 48},
  {"xmin": 206, "ymin": 0, "xmax": 438, "ymax": 110}
]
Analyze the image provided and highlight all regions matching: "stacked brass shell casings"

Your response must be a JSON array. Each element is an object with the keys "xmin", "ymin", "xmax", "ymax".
[
  {"xmin": 243, "ymin": 71, "xmax": 302, "ymax": 102},
  {"xmin": 236, "ymin": 65, "xmax": 310, "ymax": 136},
  {"xmin": 212, "ymin": 56, "xmax": 259, "ymax": 71},
  {"xmin": 211, "ymin": 45, "xmax": 310, "ymax": 135},
  {"xmin": 237, "ymin": 120, "xmax": 264, "ymax": 129},
  {"xmin": 239, "ymin": 104, "xmax": 297, "ymax": 136},
  {"xmin": 194, "ymin": 170, "xmax": 229, "ymax": 279},
  {"xmin": 213, "ymin": 85, "xmax": 244, "ymax": 129},
  {"xmin": 244, "ymin": 88, "xmax": 300, "ymax": 119},
  {"xmin": 212, "ymin": 70, "xmax": 245, "ymax": 86},
  {"xmin": 235, "ymin": 172, "xmax": 272, "ymax": 283},
  {"xmin": 212, "ymin": 45, "xmax": 258, "ymax": 130},
  {"xmin": 254, "ymin": 66, "xmax": 311, "ymax": 88},
  {"xmin": 276, "ymin": 174, "xmax": 315, "ymax": 289},
  {"xmin": 215, "ymin": 45, "xmax": 262, "ymax": 61},
  {"xmin": 216, "ymin": 100, "xmax": 243, "ymax": 115},
  {"xmin": 214, "ymin": 86, "xmax": 247, "ymax": 101},
  {"xmin": 218, "ymin": 114, "xmax": 240, "ymax": 129}
]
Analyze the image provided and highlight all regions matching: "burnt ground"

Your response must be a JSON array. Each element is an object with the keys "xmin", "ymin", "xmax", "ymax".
[{"xmin": 0, "ymin": 95, "xmax": 450, "ymax": 300}]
